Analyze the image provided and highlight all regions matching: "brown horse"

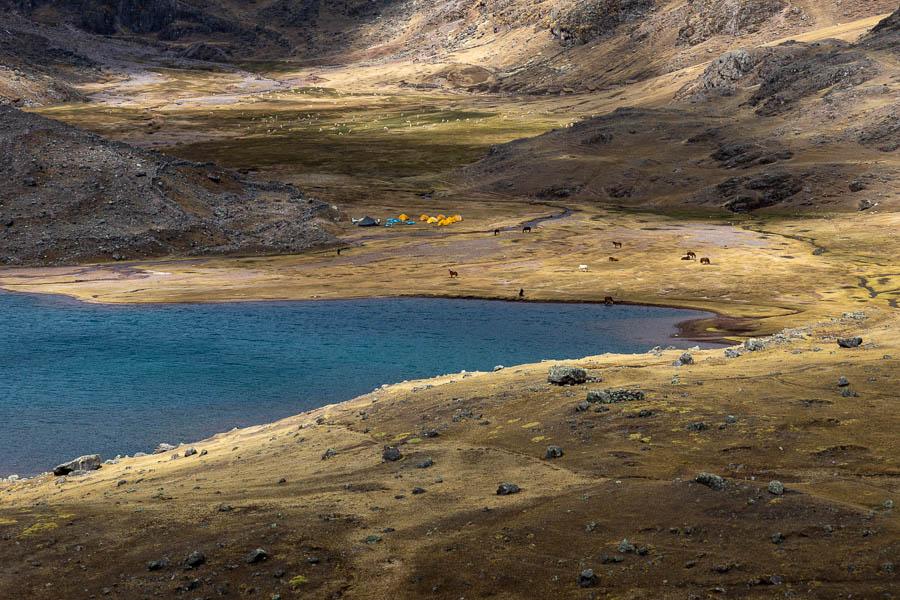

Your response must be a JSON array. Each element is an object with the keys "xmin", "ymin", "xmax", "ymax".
[
  {"xmin": 686, "ymin": 251, "xmax": 696, "ymax": 260},
  {"xmin": 523, "ymin": 226, "xmax": 532, "ymax": 233},
  {"xmin": 609, "ymin": 257, "xmax": 619, "ymax": 262},
  {"xmin": 519, "ymin": 288, "xmax": 524, "ymax": 297},
  {"xmin": 604, "ymin": 296, "xmax": 614, "ymax": 306},
  {"xmin": 494, "ymin": 229, "xmax": 500, "ymax": 236},
  {"xmin": 699, "ymin": 257, "xmax": 711, "ymax": 265},
  {"xmin": 449, "ymin": 269, "xmax": 459, "ymax": 278},
  {"xmin": 612, "ymin": 241, "xmax": 622, "ymax": 248}
]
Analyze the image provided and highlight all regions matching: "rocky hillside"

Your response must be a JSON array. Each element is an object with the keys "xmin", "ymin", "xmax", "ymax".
[
  {"xmin": 0, "ymin": 106, "xmax": 337, "ymax": 265},
  {"xmin": 457, "ymin": 6, "xmax": 900, "ymax": 214}
]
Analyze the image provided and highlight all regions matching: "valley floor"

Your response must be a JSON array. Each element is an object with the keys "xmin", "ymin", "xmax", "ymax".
[{"xmin": 1, "ymin": 10, "xmax": 898, "ymax": 597}]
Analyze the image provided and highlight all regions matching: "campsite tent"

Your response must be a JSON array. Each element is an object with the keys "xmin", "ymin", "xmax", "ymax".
[
  {"xmin": 426, "ymin": 216, "xmax": 439, "ymax": 224},
  {"xmin": 399, "ymin": 213, "xmax": 409, "ymax": 221},
  {"xmin": 419, "ymin": 214, "xmax": 429, "ymax": 221},
  {"xmin": 357, "ymin": 216, "xmax": 378, "ymax": 227}
]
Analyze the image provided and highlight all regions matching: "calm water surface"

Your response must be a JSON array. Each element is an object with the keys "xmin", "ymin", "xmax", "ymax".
[{"xmin": 0, "ymin": 291, "xmax": 721, "ymax": 476}]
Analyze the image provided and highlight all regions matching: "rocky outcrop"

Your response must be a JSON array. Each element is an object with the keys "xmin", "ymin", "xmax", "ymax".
[
  {"xmin": 749, "ymin": 42, "xmax": 878, "ymax": 116},
  {"xmin": 549, "ymin": 0, "xmax": 654, "ymax": 46},
  {"xmin": 859, "ymin": 5, "xmax": 900, "ymax": 51},
  {"xmin": 80, "ymin": 0, "xmax": 177, "ymax": 34},
  {"xmin": 677, "ymin": 0, "xmax": 786, "ymax": 46},
  {"xmin": 179, "ymin": 42, "xmax": 230, "ymax": 62},
  {"xmin": 53, "ymin": 454, "xmax": 101, "ymax": 476}
]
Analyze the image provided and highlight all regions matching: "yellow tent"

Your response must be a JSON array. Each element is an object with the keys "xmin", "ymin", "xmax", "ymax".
[
  {"xmin": 436, "ymin": 214, "xmax": 446, "ymax": 220},
  {"xmin": 419, "ymin": 214, "xmax": 429, "ymax": 221},
  {"xmin": 453, "ymin": 214, "xmax": 463, "ymax": 222},
  {"xmin": 427, "ymin": 216, "xmax": 439, "ymax": 224},
  {"xmin": 399, "ymin": 213, "xmax": 409, "ymax": 221}
]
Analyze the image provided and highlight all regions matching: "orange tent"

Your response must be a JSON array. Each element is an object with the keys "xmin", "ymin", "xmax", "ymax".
[
  {"xmin": 399, "ymin": 213, "xmax": 409, "ymax": 221},
  {"xmin": 419, "ymin": 214, "xmax": 429, "ymax": 221}
]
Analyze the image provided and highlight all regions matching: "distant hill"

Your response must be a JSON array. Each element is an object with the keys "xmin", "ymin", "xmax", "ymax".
[{"xmin": 0, "ymin": 106, "xmax": 337, "ymax": 265}]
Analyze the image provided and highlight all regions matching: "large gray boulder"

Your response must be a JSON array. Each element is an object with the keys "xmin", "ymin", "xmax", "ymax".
[
  {"xmin": 53, "ymin": 454, "xmax": 101, "ymax": 476},
  {"xmin": 548, "ymin": 365, "xmax": 587, "ymax": 385}
]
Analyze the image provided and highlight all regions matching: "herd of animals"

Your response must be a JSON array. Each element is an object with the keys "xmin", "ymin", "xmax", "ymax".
[{"xmin": 447, "ymin": 226, "xmax": 711, "ymax": 304}]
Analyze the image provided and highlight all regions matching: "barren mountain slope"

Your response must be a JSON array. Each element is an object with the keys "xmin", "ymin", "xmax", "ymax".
[
  {"xmin": 0, "ymin": 106, "xmax": 337, "ymax": 265},
  {"xmin": 456, "ymin": 6, "xmax": 900, "ymax": 214}
]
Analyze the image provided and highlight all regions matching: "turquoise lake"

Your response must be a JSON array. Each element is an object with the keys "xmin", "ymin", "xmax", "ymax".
[{"xmin": 0, "ymin": 291, "xmax": 722, "ymax": 476}]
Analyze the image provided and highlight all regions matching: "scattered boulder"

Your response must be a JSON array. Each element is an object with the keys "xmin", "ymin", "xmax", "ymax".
[
  {"xmin": 768, "ymin": 480, "xmax": 784, "ymax": 495},
  {"xmin": 184, "ymin": 551, "xmax": 206, "ymax": 568},
  {"xmin": 153, "ymin": 443, "xmax": 177, "ymax": 455},
  {"xmin": 418, "ymin": 457, "xmax": 434, "ymax": 469},
  {"xmin": 545, "ymin": 445, "xmax": 564, "ymax": 459},
  {"xmin": 548, "ymin": 365, "xmax": 587, "ymax": 385},
  {"xmin": 497, "ymin": 483, "xmax": 520, "ymax": 495},
  {"xmin": 744, "ymin": 338, "xmax": 765, "ymax": 352},
  {"xmin": 837, "ymin": 376, "xmax": 850, "ymax": 387},
  {"xmin": 321, "ymin": 448, "xmax": 339, "ymax": 460},
  {"xmin": 587, "ymin": 388, "xmax": 645, "ymax": 404},
  {"xmin": 724, "ymin": 348, "xmax": 742, "ymax": 358},
  {"xmin": 245, "ymin": 548, "xmax": 268, "ymax": 564},
  {"xmin": 617, "ymin": 539, "xmax": 635, "ymax": 553},
  {"xmin": 686, "ymin": 421, "xmax": 709, "ymax": 432},
  {"xmin": 53, "ymin": 454, "xmax": 101, "ymax": 476},
  {"xmin": 183, "ymin": 447, "xmax": 198, "ymax": 457},
  {"xmin": 695, "ymin": 472, "xmax": 725, "ymax": 491},
  {"xmin": 677, "ymin": 352, "xmax": 694, "ymax": 366},
  {"xmin": 837, "ymin": 336, "xmax": 863, "ymax": 348},
  {"xmin": 382, "ymin": 446, "xmax": 402, "ymax": 462},
  {"xmin": 577, "ymin": 568, "xmax": 597, "ymax": 587},
  {"xmin": 146, "ymin": 557, "xmax": 170, "ymax": 571}
]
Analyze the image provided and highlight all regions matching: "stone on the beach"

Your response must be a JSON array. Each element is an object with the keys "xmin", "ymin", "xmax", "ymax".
[
  {"xmin": 695, "ymin": 472, "xmax": 725, "ymax": 491},
  {"xmin": 548, "ymin": 365, "xmax": 587, "ymax": 385},
  {"xmin": 724, "ymin": 348, "xmax": 742, "ymax": 358},
  {"xmin": 153, "ymin": 443, "xmax": 177, "ymax": 455},
  {"xmin": 587, "ymin": 388, "xmax": 645, "ymax": 404},
  {"xmin": 245, "ymin": 548, "xmax": 268, "ymax": 564},
  {"xmin": 545, "ymin": 445, "xmax": 564, "ymax": 459},
  {"xmin": 768, "ymin": 480, "xmax": 784, "ymax": 495},
  {"xmin": 493, "ymin": 365, "xmax": 504, "ymax": 372},
  {"xmin": 497, "ymin": 482, "xmax": 520, "ymax": 495},
  {"xmin": 837, "ymin": 336, "xmax": 863, "ymax": 348},
  {"xmin": 382, "ymin": 446, "xmax": 402, "ymax": 462},
  {"xmin": 577, "ymin": 568, "xmax": 597, "ymax": 587},
  {"xmin": 184, "ymin": 447, "xmax": 198, "ymax": 457},
  {"xmin": 677, "ymin": 352, "xmax": 694, "ymax": 365},
  {"xmin": 53, "ymin": 454, "xmax": 101, "ymax": 476}
]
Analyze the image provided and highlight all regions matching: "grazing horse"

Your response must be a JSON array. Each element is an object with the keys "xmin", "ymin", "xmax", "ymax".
[
  {"xmin": 604, "ymin": 296, "xmax": 614, "ymax": 306},
  {"xmin": 609, "ymin": 257, "xmax": 619, "ymax": 262},
  {"xmin": 686, "ymin": 251, "xmax": 696, "ymax": 260},
  {"xmin": 681, "ymin": 255, "xmax": 692, "ymax": 261},
  {"xmin": 494, "ymin": 229, "xmax": 500, "ymax": 236},
  {"xmin": 523, "ymin": 225, "xmax": 532, "ymax": 233},
  {"xmin": 612, "ymin": 241, "xmax": 622, "ymax": 248},
  {"xmin": 699, "ymin": 257, "xmax": 711, "ymax": 265},
  {"xmin": 519, "ymin": 288, "xmax": 525, "ymax": 297},
  {"xmin": 579, "ymin": 264, "xmax": 588, "ymax": 272},
  {"xmin": 449, "ymin": 269, "xmax": 459, "ymax": 278},
  {"xmin": 337, "ymin": 248, "xmax": 341, "ymax": 256}
]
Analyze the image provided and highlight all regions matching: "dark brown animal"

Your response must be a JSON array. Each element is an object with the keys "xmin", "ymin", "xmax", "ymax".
[
  {"xmin": 519, "ymin": 288, "xmax": 524, "ymax": 297},
  {"xmin": 523, "ymin": 226, "xmax": 532, "ymax": 233},
  {"xmin": 686, "ymin": 251, "xmax": 696, "ymax": 260},
  {"xmin": 337, "ymin": 248, "xmax": 342, "ymax": 256},
  {"xmin": 494, "ymin": 229, "xmax": 500, "ymax": 236},
  {"xmin": 699, "ymin": 257, "xmax": 711, "ymax": 265},
  {"xmin": 609, "ymin": 257, "xmax": 619, "ymax": 262},
  {"xmin": 680, "ymin": 256, "xmax": 692, "ymax": 261},
  {"xmin": 604, "ymin": 296, "xmax": 614, "ymax": 305},
  {"xmin": 449, "ymin": 269, "xmax": 459, "ymax": 278},
  {"xmin": 612, "ymin": 241, "xmax": 622, "ymax": 248}
]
